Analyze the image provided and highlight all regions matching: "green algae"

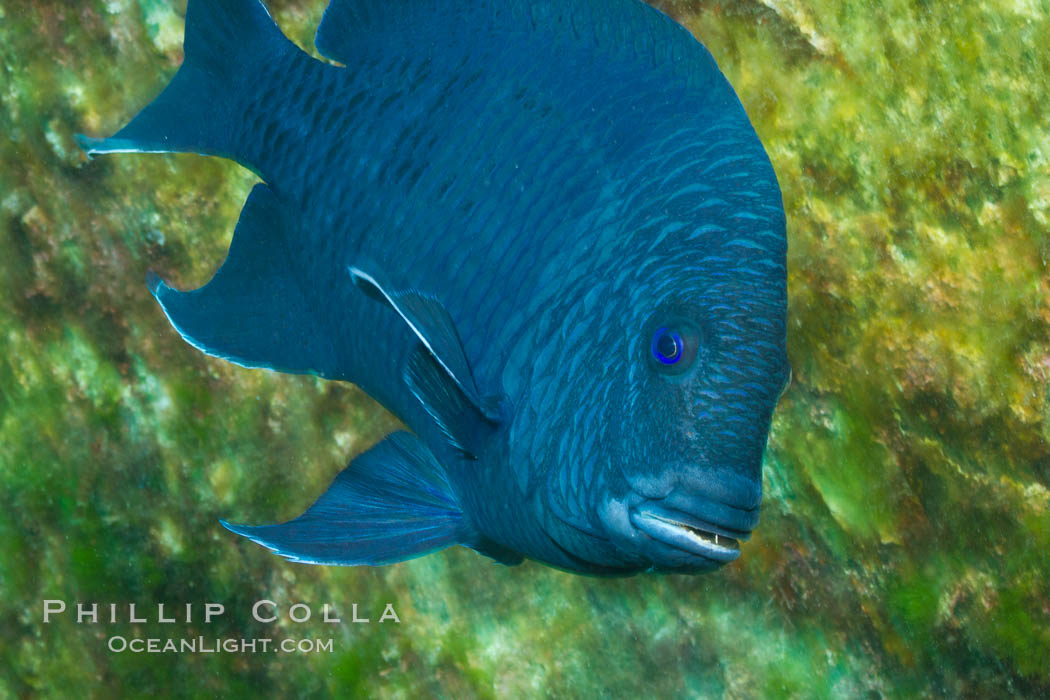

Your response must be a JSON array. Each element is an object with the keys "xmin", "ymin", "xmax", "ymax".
[{"xmin": 2, "ymin": 0, "xmax": 1049, "ymax": 696}]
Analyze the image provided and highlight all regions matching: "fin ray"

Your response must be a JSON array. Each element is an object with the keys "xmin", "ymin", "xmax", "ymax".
[{"xmin": 222, "ymin": 432, "xmax": 466, "ymax": 565}]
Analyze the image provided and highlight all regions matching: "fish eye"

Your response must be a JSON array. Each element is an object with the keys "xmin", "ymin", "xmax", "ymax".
[
  {"xmin": 652, "ymin": 328, "xmax": 683, "ymax": 364},
  {"xmin": 648, "ymin": 322, "xmax": 700, "ymax": 376}
]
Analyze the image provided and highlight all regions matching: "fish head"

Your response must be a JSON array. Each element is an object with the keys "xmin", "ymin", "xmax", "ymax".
[
  {"xmin": 595, "ymin": 269, "xmax": 790, "ymax": 573},
  {"xmin": 525, "ymin": 126, "xmax": 789, "ymax": 574}
]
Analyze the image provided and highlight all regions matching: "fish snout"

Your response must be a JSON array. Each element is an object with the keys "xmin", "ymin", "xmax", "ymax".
[{"xmin": 609, "ymin": 467, "xmax": 762, "ymax": 566}]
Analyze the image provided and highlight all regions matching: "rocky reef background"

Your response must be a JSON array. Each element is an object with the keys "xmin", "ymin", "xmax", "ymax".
[{"xmin": 2, "ymin": 0, "xmax": 1048, "ymax": 696}]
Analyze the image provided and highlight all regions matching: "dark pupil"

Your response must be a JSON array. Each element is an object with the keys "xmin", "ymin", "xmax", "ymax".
[{"xmin": 654, "ymin": 330, "xmax": 682, "ymax": 364}]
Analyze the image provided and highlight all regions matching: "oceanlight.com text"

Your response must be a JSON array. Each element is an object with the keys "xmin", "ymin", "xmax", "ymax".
[{"xmin": 107, "ymin": 635, "xmax": 335, "ymax": 654}]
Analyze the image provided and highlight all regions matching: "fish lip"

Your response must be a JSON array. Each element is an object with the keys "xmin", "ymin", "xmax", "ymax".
[
  {"xmin": 638, "ymin": 502, "xmax": 752, "ymax": 541},
  {"xmin": 629, "ymin": 504, "xmax": 747, "ymax": 563},
  {"xmin": 626, "ymin": 467, "xmax": 762, "ymax": 512}
]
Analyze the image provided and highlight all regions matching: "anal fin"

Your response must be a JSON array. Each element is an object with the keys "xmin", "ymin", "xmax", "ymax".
[
  {"xmin": 150, "ymin": 183, "xmax": 337, "ymax": 377},
  {"xmin": 469, "ymin": 538, "xmax": 525, "ymax": 566},
  {"xmin": 222, "ymin": 432, "xmax": 468, "ymax": 566}
]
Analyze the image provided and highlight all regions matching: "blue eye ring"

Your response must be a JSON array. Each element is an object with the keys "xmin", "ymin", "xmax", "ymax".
[
  {"xmin": 651, "ymin": 327, "xmax": 683, "ymax": 365},
  {"xmin": 646, "ymin": 318, "xmax": 701, "ymax": 377}
]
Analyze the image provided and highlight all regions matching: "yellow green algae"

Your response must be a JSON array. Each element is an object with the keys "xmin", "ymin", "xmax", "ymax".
[{"xmin": 1, "ymin": 0, "xmax": 1049, "ymax": 696}]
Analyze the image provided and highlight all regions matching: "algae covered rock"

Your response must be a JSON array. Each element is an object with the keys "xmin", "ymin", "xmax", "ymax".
[{"xmin": 0, "ymin": 0, "xmax": 1048, "ymax": 696}]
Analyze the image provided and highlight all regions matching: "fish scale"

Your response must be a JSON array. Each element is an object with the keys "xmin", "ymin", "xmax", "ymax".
[{"xmin": 81, "ymin": 0, "xmax": 788, "ymax": 575}]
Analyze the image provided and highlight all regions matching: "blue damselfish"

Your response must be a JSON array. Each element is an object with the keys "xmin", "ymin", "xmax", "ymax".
[{"xmin": 81, "ymin": 0, "xmax": 789, "ymax": 575}]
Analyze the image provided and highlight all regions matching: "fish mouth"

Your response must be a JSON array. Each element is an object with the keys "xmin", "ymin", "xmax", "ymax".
[
  {"xmin": 598, "ymin": 470, "xmax": 760, "ymax": 570},
  {"xmin": 629, "ymin": 504, "xmax": 747, "ymax": 564}
]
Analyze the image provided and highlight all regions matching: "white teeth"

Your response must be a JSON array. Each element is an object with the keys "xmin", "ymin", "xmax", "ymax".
[
  {"xmin": 679, "ymin": 523, "xmax": 739, "ymax": 551},
  {"xmin": 630, "ymin": 511, "xmax": 744, "ymax": 561}
]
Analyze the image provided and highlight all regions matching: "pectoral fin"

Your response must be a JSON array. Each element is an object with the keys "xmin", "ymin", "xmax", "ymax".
[
  {"xmin": 401, "ymin": 345, "xmax": 487, "ymax": 457},
  {"xmin": 348, "ymin": 265, "xmax": 503, "ymax": 455},
  {"xmin": 348, "ymin": 265, "xmax": 493, "ymax": 417}
]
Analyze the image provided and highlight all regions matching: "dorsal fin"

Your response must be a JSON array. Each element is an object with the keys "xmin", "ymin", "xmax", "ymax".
[
  {"xmin": 78, "ymin": 0, "xmax": 298, "ymax": 171},
  {"xmin": 314, "ymin": 0, "xmax": 717, "ymax": 87}
]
